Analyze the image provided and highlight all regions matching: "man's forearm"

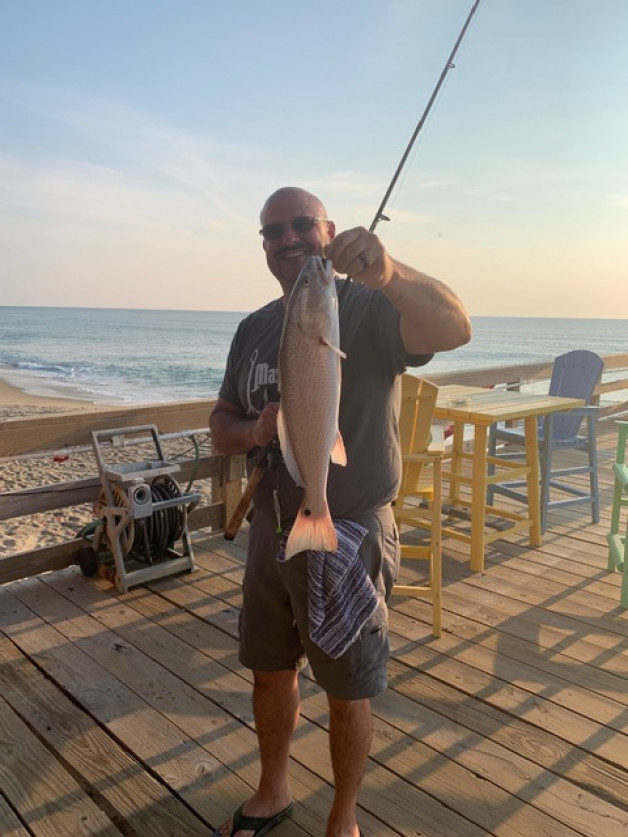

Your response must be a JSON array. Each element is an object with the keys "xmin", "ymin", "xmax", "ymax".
[
  {"xmin": 380, "ymin": 260, "xmax": 472, "ymax": 355},
  {"xmin": 210, "ymin": 411, "xmax": 258, "ymax": 455},
  {"xmin": 210, "ymin": 400, "xmax": 279, "ymax": 455}
]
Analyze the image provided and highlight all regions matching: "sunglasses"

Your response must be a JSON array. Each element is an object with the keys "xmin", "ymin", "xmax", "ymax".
[{"xmin": 259, "ymin": 215, "xmax": 328, "ymax": 241}]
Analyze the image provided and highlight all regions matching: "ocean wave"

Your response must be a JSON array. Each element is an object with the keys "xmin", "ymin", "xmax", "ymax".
[{"xmin": 1, "ymin": 308, "xmax": 626, "ymax": 406}]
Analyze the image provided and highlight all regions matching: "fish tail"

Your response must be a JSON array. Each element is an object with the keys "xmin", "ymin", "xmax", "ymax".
[{"xmin": 284, "ymin": 503, "xmax": 337, "ymax": 560}]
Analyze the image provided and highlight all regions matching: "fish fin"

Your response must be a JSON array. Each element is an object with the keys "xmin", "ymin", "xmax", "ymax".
[
  {"xmin": 277, "ymin": 407, "xmax": 304, "ymax": 486},
  {"xmin": 284, "ymin": 504, "xmax": 338, "ymax": 559},
  {"xmin": 330, "ymin": 430, "xmax": 347, "ymax": 466},
  {"xmin": 320, "ymin": 336, "xmax": 347, "ymax": 359}
]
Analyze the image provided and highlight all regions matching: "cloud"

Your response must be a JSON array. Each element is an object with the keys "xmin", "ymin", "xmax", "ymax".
[
  {"xmin": 608, "ymin": 194, "xmax": 628, "ymax": 207},
  {"xmin": 463, "ymin": 189, "xmax": 516, "ymax": 203},
  {"xmin": 0, "ymin": 78, "xmax": 270, "ymax": 223}
]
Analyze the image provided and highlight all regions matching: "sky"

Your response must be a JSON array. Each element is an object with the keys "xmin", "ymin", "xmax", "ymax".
[{"xmin": 1, "ymin": 0, "xmax": 627, "ymax": 318}]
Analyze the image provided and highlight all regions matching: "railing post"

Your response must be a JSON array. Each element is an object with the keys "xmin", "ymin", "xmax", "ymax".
[{"xmin": 215, "ymin": 454, "xmax": 247, "ymax": 530}]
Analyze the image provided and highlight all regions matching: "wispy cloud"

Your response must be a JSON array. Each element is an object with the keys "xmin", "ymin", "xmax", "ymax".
[
  {"xmin": 608, "ymin": 194, "xmax": 628, "ymax": 207},
  {"xmin": 0, "ymin": 79, "xmax": 270, "ymax": 224},
  {"xmin": 0, "ymin": 152, "xmax": 227, "ymax": 233},
  {"xmin": 463, "ymin": 189, "xmax": 516, "ymax": 203}
]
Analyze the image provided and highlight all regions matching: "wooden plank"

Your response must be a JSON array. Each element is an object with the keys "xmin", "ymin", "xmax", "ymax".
[
  {"xmin": 0, "ymin": 795, "xmax": 29, "ymax": 837},
  {"xmin": 38, "ymin": 569, "xmax": 475, "ymax": 837},
  {"xmin": 426, "ymin": 352, "xmax": 628, "ymax": 388},
  {"xmin": 597, "ymin": 376, "xmax": 628, "ymax": 395},
  {"xmin": 129, "ymin": 574, "xmax": 604, "ymax": 836},
  {"xmin": 0, "ymin": 636, "xmax": 211, "ymax": 836},
  {"xmin": 0, "ymin": 502, "xmax": 226, "ymax": 585},
  {"xmin": 0, "ymin": 695, "xmax": 122, "ymax": 836},
  {"xmin": 0, "ymin": 454, "xmax": 226, "ymax": 519},
  {"xmin": 0, "ymin": 399, "xmax": 216, "ymax": 457},
  {"xmin": 0, "ymin": 539, "xmax": 84, "ymax": 585},
  {"xmin": 1, "ymin": 416, "xmax": 626, "ymax": 836},
  {"xmin": 183, "ymin": 536, "xmax": 628, "ymax": 813},
  {"xmin": 444, "ymin": 545, "xmax": 627, "ymax": 639},
  {"xmin": 428, "ymin": 361, "xmax": 555, "ymax": 387},
  {"xmin": 0, "ymin": 582, "xmax": 256, "ymax": 834},
  {"xmin": 383, "ymin": 654, "xmax": 628, "ymax": 819},
  {"xmin": 125, "ymin": 542, "xmax": 626, "ymax": 836},
  {"xmin": 600, "ymin": 399, "xmax": 628, "ymax": 419},
  {"xmin": 142, "ymin": 559, "xmax": 620, "ymax": 836},
  {"xmin": 391, "ymin": 606, "xmax": 626, "ymax": 733},
  {"xmin": 372, "ymin": 671, "xmax": 626, "ymax": 837},
  {"xmin": 406, "ymin": 584, "xmax": 626, "ymax": 705}
]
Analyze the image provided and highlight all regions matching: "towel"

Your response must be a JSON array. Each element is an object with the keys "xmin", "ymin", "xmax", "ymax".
[{"xmin": 278, "ymin": 519, "xmax": 379, "ymax": 659}]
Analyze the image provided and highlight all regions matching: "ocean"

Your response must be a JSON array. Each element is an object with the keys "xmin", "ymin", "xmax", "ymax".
[{"xmin": 0, "ymin": 306, "xmax": 626, "ymax": 406}]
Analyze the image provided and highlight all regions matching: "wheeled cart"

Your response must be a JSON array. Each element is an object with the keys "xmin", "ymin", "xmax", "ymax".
[{"xmin": 79, "ymin": 425, "xmax": 200, "ymax": 593}]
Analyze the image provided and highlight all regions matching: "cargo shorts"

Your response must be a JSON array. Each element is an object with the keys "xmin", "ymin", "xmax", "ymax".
[{"xmin": 238, "ymin": 504, "xmax": 400, "ymax": 700}]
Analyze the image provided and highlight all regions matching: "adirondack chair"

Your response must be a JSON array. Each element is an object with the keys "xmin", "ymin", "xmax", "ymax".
[
  {"xmin": 487, "ymin": 350, "xmax": 604, "ymax": 533},
  {"xmin": 392, "ymin": 375, "xmax": 444, "ymax": 637}
]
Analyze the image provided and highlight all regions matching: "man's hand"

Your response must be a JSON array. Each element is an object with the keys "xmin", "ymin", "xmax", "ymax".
[
  {"xmin": 324, "ymin": 227, "xmax": 395, "ymax": 291},
  {"xmin": 252, "ymin": 401, "xmax": 279, "ymax": 448},
  {"xmin": 322, "ymin": 226, "xmax": 471, "ymax": 355},
  {"xmin": 210, "ymin": 397, "xmax": 280, "ymax": 455}
]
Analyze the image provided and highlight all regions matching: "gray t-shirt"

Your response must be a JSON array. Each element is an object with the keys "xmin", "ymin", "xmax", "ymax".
[{"xmin": 219, "ymin": 278, "xmax": 432, "ymax": 522}]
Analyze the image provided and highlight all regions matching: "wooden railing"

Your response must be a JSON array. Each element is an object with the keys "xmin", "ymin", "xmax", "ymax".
[
  {"xmin": 1, "ymin": 352, "xmax": 626, "ymax": 585},
  {"xmin": 0, "ymin": 400, "xmax": 245, "ymax": 584},
  {"xmin": 426, "ymin": 352, "xmax": 628, "ymax": 420}
]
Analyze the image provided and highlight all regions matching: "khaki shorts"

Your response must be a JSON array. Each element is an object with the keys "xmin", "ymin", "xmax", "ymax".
[{"xmin": 238, "ymin": 505, "xmax": 400, "ymax": 700}]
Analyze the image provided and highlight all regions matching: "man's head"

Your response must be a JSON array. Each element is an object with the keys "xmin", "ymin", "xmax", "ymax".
[{"xmin": 259, "ymin": 187, "xmax": 336, "ymax": 297}]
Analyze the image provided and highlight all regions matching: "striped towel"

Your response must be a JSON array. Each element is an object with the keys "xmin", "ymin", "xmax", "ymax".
[{"xmin": 278, "ymin": 519, "xmax": 379, "ymax": 659}]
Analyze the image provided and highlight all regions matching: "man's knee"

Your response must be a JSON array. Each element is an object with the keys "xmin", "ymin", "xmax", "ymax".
[{"xmin": 253, "ymin": 669, "xmax": 299, "ymax": 690}]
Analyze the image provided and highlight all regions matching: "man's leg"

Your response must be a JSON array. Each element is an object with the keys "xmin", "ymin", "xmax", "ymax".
[
  {"xmin": 253, "ymin": 669, "xmax": 299, "ymax": 807},
  {"xmin": 216, "ymin": 669, "xmax": 299, "ymax": 837},
  {"xmin": 326, "ymin": 695, "xmax": 372, "ymax": 837}
]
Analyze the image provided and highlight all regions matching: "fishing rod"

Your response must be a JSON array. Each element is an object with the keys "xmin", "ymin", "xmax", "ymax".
[
  {"xmin": 226, "ymin": 2, "xmax": 482, "ymax": 541},
  {"xmin": 368, "ymin": 0, "xmax": 482, "ymax": 235},
  {"xmin": 337, "ymin": 0, "xmax": 481, "ymax": 303}
]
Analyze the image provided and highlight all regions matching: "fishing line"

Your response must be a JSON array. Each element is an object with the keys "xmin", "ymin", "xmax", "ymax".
[
  {"xmin": 368, "ymin": 0, "xmax": 482, "ymax": 235},
  {"xmin": 380, "ymin": 66, "xmax": 455, "ymax": 222}
]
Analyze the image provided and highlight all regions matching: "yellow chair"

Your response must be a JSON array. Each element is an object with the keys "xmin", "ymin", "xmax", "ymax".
[{"xmin": 392, "ymin": 375, "xmax": 444, "ymax": 637}]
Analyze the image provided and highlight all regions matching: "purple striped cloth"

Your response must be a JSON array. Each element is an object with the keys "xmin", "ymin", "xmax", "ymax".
[{"xmin": 278, "ymin": 519, "xmax": 379, "ymax": 659}]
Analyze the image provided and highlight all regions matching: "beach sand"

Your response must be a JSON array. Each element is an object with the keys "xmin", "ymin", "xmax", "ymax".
[
  {"xmin": 0, "ymin": 375, "xmax": 113, "ymax": 555},
  {"xmin": 1, "ymin": 375, "xmax": 214, "ymax": 561},
  {"xmin": 0, "ymin": 375, "xmax": 97, "ymax": 418}
]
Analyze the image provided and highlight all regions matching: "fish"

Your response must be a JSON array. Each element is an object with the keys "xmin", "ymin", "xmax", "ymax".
[{"xmin": 277, "ymin": 255, "xmax": 347, "ymax": 560}]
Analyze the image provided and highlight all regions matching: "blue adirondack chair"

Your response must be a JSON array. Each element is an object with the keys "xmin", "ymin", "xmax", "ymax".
[{"xmin": 487, "ymin": 350, "xmax": 604, "ymax": 533}]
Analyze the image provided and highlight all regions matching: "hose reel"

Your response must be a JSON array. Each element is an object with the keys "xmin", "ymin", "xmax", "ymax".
[{"xmin": 80, "ymin": 425, "xmax": 200, "ymax": 593}]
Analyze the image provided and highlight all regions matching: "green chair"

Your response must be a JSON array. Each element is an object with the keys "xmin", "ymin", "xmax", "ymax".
[{"xmin": 607, "ymin": 421, "xmax": 628, "ymax": 607}]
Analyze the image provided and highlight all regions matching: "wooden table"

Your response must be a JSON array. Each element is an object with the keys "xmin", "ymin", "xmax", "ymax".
[{"xmin": 434, "ymin": 385, "xmax": 585, "ymax": 572}]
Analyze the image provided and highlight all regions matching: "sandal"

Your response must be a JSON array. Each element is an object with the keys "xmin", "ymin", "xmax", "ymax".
[{"xmin": 215, "ymin": 802, "xmax": 293, "ymax": 836}]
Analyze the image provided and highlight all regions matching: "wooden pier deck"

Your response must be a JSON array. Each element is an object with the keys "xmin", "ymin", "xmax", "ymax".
[{"xmin": 1, "ymin": 420, "xmax": 626, "ymax": 836}]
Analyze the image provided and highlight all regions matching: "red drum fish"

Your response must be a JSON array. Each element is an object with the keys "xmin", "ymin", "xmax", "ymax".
[{"xmin": 278, "ymin": 255, "xmax": 347, "ymax": 559}]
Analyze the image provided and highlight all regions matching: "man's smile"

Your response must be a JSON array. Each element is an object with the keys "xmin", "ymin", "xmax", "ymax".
[{"xmin": 277, "ymin": 246, "xmax": 310, "ymax": 261}]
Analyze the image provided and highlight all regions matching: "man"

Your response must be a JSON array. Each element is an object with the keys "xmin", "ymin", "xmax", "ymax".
[{"xmin": 210, "ymin": 186, "xmax": 471, "ymax": 837}]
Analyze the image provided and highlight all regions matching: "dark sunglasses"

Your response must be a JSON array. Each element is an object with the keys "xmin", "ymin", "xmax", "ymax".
[{"xmin": 259, "ymin": 215, "xmax": 328, "ymax": 241}]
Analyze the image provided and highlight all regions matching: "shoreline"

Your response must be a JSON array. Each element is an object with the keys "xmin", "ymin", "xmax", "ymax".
[
  {"xmin": 0, "ymin": 376, "xmax": 96, "ymax": 410},
  {"xmin": 0, "ymin": 371, "xmax": 118, "ymax": 420},
  {"xmin": 0, "ymin": 377, "xmax": 100, "ymax": 555}
]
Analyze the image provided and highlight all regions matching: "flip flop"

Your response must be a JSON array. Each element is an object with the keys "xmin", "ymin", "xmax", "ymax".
[{"xmin": 215, "ymin": 802, "xmax": 294, "ymax": 836}]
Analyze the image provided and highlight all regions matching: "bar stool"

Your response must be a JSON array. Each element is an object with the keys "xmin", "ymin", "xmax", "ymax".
[{"xmin": 607, "ymin": 420, "xmax": 628, "ymax": 607}]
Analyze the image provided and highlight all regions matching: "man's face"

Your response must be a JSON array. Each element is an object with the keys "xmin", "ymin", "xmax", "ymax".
[{"xmin": 260, "ymin": 191, "xmax": 335, "ymax": 294}]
